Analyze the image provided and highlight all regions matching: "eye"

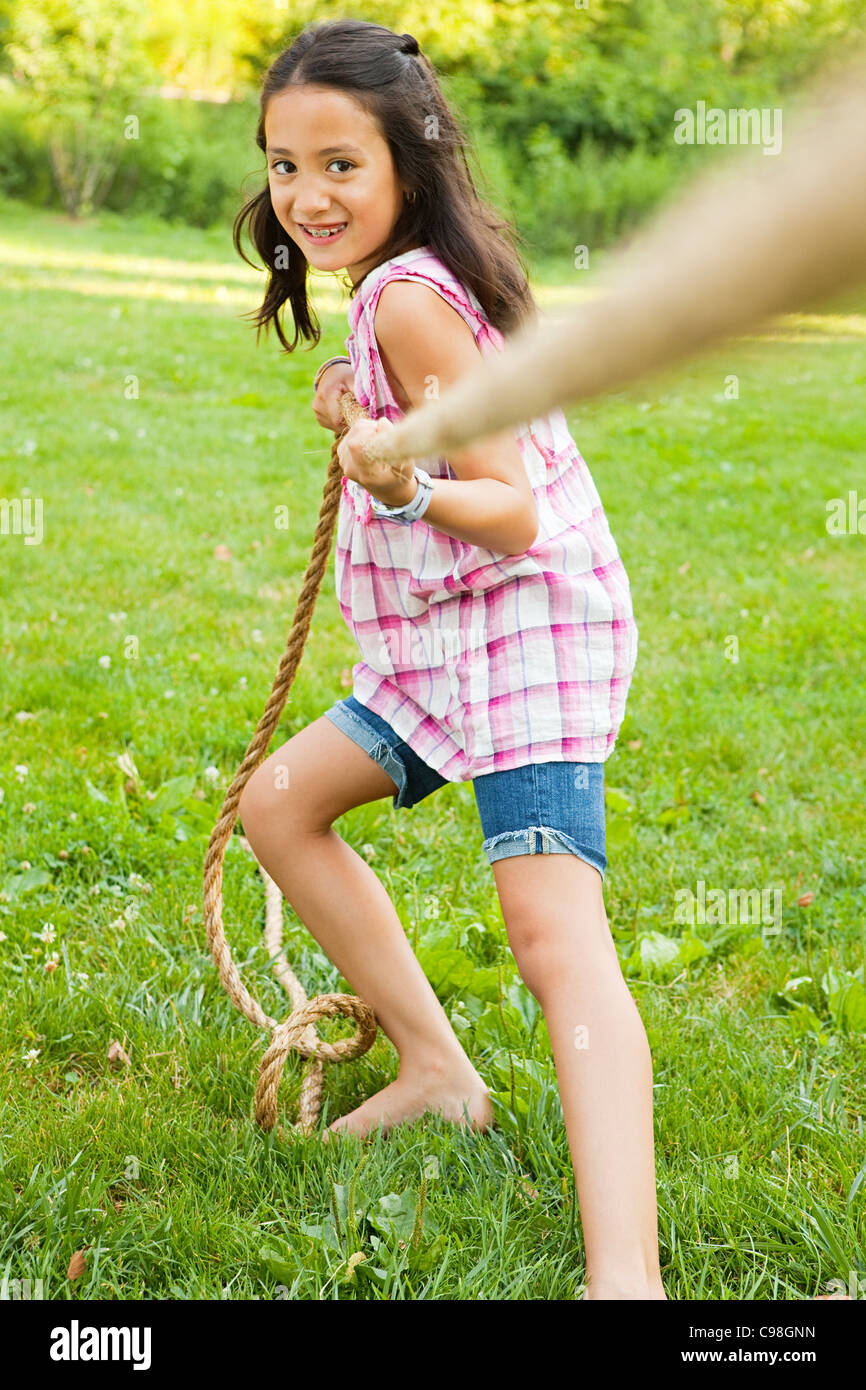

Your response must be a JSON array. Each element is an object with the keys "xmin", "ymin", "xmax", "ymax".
[{"xmin": 270, "ymin": 158, "xmax": 355, "ymax": 175}]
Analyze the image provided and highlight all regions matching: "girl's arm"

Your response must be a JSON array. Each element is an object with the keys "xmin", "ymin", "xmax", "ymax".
[{"xmin": 367, "ymin": 280, "xmax": 539, "ymax": 556}]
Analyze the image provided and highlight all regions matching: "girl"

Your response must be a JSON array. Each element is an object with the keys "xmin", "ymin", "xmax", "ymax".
[{"xmin": 234, "ymin": 18, "xmax": 665, "ymax": 1302}]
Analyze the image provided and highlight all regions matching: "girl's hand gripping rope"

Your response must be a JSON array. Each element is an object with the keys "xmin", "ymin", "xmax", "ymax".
[
  {"xmin": 312, "ymin": 360, "xmax": 356, "ymax": 433},
  {"xmin": 336, "ymin": 414, "xmax": 418, "ymax": 509}
]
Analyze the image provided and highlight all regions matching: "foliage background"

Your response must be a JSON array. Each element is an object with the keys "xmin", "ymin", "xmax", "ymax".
[{"xmin": 1, "ymin": 0, "xmax": 865, "ymax": 252}]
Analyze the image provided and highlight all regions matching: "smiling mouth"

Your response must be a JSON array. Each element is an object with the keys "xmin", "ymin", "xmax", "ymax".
[{"xmin": 299, "ymin": 222, "xmax": 348, "ymax": 240}]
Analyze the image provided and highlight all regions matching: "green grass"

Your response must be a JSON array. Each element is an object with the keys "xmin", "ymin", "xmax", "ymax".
[{"xmin": 1, "ymin": 194, "xmax": 864, "ymax": 1301}]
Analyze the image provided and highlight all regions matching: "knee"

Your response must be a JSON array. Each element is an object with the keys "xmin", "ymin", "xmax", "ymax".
[
  {"xmin": 506, "ymin": 922, "xmax": 562, "ymax": 1001},
  {"xmin": 237, "ymin": 760, "xmax": 296, "ymax": 845},
  {"xmin": 507, "ymin": 918, "xmax": 616, "ymax": 1002}
]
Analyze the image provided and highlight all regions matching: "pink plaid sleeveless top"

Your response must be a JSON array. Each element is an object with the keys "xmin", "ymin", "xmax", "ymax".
[{"xmin": 334, "ymin": 245, "xmax": 638, "ymax": 781}]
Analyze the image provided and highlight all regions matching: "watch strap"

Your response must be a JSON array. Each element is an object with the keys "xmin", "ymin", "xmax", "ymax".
[{"xmin": 370, "ymin": 466, "xmax": 434, "ymax": 523}]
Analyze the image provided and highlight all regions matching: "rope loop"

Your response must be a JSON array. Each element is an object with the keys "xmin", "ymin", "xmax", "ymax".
[
  {"xmin": 202, "ymin": 390, "xmax": 404, "ymax": 1138},
  {"xmin": 255, "ymin": 994, "xmax": 380, "ymax": 1135}
]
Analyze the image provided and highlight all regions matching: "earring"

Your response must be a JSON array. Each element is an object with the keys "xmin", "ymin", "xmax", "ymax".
[{"xmin": 405, "ymin": 189, "xmax": 417, "ymax": 204}]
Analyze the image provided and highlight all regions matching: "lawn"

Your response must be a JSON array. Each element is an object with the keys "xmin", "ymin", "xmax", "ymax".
[{"xmin": 1, "ymin": 193, "xmax": 864, "ymax": 1300}]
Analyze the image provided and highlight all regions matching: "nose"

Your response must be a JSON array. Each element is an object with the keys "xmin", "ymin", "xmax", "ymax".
[{"xmin": 286, "ymin": 171, "xmax": 336, "ymax": 222}]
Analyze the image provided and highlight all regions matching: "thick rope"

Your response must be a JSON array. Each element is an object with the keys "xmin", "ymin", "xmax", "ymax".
[
  {"xmin": 359, "ymin": 50, "xmax": 866, "ymax": 474},
  {"xmin": 202, "ymin": 390, "xmax": 412, "ymax": 1137}
]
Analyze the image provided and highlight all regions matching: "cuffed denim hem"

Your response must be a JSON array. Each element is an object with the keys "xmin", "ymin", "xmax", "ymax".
[
  {"xmin": 481, "ymin": 824, "xmax": 606, "ymax": 881},
  {"xmin": 324, "ymin": 695, "xmax": 450, "ymax": 810},
  {"xmin": 323, "ymin": 702, "xmax": 407, "ymax": 807}
]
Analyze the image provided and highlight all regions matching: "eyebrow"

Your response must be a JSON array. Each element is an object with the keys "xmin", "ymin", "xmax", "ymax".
[{"xmin": 266, "ymin": 144, "xmax": 364, "ymax": 157}]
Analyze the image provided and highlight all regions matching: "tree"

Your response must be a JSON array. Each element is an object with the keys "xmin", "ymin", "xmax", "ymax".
[{"xmin": 7, "ymin": 0, "xmax": 157, "ymax": 216}]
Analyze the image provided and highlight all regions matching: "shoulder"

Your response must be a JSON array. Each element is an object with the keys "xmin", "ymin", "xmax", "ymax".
[
  {"xmin": 372, "ymin": 278, "xmax": 479, "ymax": 379},
  {"xmin": 374, "ymin": 276, "xmax": 472, "ymax": 335}
]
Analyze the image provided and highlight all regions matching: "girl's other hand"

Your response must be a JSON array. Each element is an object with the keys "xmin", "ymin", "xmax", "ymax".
[{"xmin": 312, "ymin": 361, "xmax": 357, "ymax": 433}]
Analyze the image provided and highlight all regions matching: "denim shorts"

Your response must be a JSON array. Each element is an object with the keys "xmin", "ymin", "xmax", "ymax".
[{"xmin": 323, "ymin": 695, "xmax": 606, "ymax": 880}]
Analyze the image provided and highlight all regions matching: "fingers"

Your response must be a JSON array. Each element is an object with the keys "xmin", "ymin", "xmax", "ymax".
[
  {"xmin": 336, "ymin": 420, "xmax": 376, "ymax": 479},
  {"xmin": 312, "ymin": 395, "xmax": 349, "ymax": 432}
]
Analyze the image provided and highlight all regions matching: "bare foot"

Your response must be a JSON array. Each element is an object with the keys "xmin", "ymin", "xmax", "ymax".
[{"xmin": 320, "ymin": 1064, "xmax": 493, "ymax": 1143}]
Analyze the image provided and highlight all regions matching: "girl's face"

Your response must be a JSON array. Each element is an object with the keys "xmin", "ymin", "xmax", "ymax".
[{"xmin": 265, "ymin": 86, "xmax": 409, "ymax": 287}]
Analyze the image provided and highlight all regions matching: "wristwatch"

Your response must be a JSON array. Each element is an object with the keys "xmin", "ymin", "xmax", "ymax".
[{"xmin": 369, "ymin": 466, "xmax": 435, "ymax": 524}]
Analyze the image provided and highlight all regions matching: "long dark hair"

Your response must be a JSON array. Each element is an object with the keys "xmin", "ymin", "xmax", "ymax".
[{"xmin": 232, "ymin": 18, "xmax": 537, "ymax": 354}]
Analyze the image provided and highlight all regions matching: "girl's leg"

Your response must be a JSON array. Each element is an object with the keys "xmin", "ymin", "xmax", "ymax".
[
  {"xmin": 491, "ymin": 852, "xmax": 666, "ymax": 1300},
  {"xmin": 238, "ymin": 716, "xmax": 492, "ymax": 1139}
]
